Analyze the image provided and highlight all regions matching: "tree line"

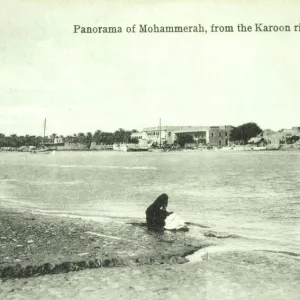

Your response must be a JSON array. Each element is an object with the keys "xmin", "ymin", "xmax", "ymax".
[
  {"xmin": 0, "ymin": 123, "xmax": 265, "ymax": 148},
  {"xmin": 0, "ymin": 129, "xmax": 139, "ymax": 148}
]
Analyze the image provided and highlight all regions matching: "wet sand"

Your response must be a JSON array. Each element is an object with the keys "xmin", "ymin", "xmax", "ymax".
[
  {"xmin": 1, "ymin": 207, "xmax": 299, "ymax": 299},
  {"xmin": 0, "ymin": 207, "xmax": 205, "ymax": 279},
  {"xmin": 1, "ymin": 251, "xmax": 299, "ymax": 300}
]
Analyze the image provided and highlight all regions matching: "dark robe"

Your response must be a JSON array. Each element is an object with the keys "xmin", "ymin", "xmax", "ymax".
[{"xmin": 145, "ymin": 194, "xmax": 171, "ymax": 230}]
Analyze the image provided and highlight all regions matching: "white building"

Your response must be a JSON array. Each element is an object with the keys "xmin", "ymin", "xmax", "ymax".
[
  {"xmin": 131, "ymin": 131, "xmax": 148, "ymax": 141},
  {"xmin": 45, "ymin": 137, "xmax": 64, "ymax": 146},
  {"xmin": 131, "ymin": 125, "xmax": 233, "ymax": 146}
]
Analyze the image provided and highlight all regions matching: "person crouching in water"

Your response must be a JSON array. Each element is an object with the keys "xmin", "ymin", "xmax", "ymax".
[{"xmin": 145, "ymin": 193, "xmax": 172, "ymax": 231}]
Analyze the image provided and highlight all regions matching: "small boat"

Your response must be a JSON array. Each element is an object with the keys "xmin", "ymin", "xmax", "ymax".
[
  {"xmin": 37, "ymin": 147, "xmax": 55, "ymax": 154},
  {"xmin": 149, "ymin": 118, "xmax": 166, "ymax": 152},
  {"xmin": 31, "ymin": 146, "xmax": 55, "ymax": 154},
  {"xmin": 32, "ymin": 118, "xmax": 56, "ymax": 154}
]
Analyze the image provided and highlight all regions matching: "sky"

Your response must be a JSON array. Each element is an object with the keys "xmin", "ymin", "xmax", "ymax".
[{"xmin": 1, "ymin": 0, "xmax": 300, "ymax": 136}]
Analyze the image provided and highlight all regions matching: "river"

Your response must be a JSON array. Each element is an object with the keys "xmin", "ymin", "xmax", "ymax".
[{"xmin": 0, "ymin": 150, "xmax": 299, "ymax": 271}]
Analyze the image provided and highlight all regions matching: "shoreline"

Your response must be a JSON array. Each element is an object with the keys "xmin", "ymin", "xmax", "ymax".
[
  {"xmin": 0, "ymin": 210, "xmax": 299, "ymax": 299},
  {"xmin": 0, "ymin": 207, "xmax": 207, "ymax": 280},
  {"xmin": 1, "ymin": 232, "xmax": 299, "ymax": 300},
  {"xmin": 1, "ymin": 148, "xmax": 300, "ymax": 153}
]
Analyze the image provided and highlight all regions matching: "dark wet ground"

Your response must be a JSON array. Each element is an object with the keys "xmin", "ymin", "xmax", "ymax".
[{"xmin": 0, "ymin": 207, "xmax": 206, "ymax": 279}]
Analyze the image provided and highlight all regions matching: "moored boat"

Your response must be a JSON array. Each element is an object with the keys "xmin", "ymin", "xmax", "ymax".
[{"xmin": 31, "ymin": 118, "xmax": 56, "ymax": 154}]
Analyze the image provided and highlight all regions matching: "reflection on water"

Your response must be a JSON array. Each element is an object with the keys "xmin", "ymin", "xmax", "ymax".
[{"xmin": 0, "ymin": 151, "xmax": 300, "ymax": 260}]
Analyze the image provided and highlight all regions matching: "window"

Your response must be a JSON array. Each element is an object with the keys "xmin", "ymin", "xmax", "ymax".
[
  {"xmin": 168, "ymin": 132, "xmax": 171, "ymax": 137},
  {"xmin": 211, "ymin": 133, "xmax": 214, "ymax": 137}
]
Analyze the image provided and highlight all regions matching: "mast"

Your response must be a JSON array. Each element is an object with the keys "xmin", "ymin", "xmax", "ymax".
[
  {"xmin": 159, "ymin": 118, "xmax": 162, "ymax": 148},
  {"xmin": 43, "ymin": 118, "xmax": 46, "ymax": 146}
]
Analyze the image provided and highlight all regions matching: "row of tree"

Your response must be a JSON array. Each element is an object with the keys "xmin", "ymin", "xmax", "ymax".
[
  {"xmin": 0, "ymin": 123, "xmax": 264, "ymax": 148},
  {"xmin": 0, "ymin": 129, "xmax": 139, "ymax": 148},
  {"xmin": 0, "ymin": 134, "xmax": 43, "ymax": 148}
]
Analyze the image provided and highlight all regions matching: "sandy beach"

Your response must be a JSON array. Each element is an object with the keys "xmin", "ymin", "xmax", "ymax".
[
  {"xmin": 1, "ymin": 249, "xmax": 299, "ymax": 300},
  {"xmin": 0, "ymin": 207, "xmax": 205, "ymax": 279}
]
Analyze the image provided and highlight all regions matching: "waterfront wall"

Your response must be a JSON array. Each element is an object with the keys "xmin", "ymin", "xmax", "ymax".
[
  {"xmin": 56, "ymin": 142, "xmax": 88, "ymax": 151},
  {"xmin": 90, "ymin": 142, "xmax": 113, "ymax": 151},
  {"xmin": 0, "ymin": 147, "xmax": 18, "ymax": 151}
]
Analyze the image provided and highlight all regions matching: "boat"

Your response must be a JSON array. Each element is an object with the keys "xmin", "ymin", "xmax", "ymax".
[
  {"xmin": 148, "ymin": 118, "xmax": 166, "ymax": 152},
  {"xmin": 113, "ymin": 143, "xmax": 148, "ymax": 152},
  {"xmin": 36, "ymin": 147, "xmax": 55, "ymax": 154},
  {"xmin": 31, "ymin": 118, "xmax": 56, "ymax": 154}
]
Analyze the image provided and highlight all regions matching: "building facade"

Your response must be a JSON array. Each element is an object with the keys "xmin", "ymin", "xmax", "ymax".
[
  {"xmin": 256, "ymin": 127, "xmax": 300, "ymax": 146},
  {"xmin": 131, "ymin": 131, "xmax": 148, "ymax": 141},
  {"xmin": 45, "ymin": 137, "xmax": 64, "ymax": 146},
  {"xmin": 209, "ymin": 126, "xmax": 233, "ymax": 147},
  {"xmin": 131, "ymin": 125, "xmax": 234, "ymax": 147}
]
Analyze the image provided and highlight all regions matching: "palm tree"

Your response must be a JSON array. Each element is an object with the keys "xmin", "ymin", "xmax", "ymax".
[
  {"xmin": 73, "ymin": 134, "xmax": 78, "ymax": 143},
  {"xmin": 0, "ymin": 134, "xmax": 5, "ymax": 147},
  {"xmin": 77, "ymin": 133, "xmax": 86, "ymax": 144},
  {"xmin": 93, "ymin": 130, "xmax": 102, "ymax": 144},
  {"xmin": 9, "ymin": 134, "xmax": 18, "ymax": 147},
  {"xmin": 86, "ymin": 132, "xmax": 92, "ymax": 148}
]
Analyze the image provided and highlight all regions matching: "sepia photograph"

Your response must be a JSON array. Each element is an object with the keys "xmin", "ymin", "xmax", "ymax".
[{"xmin": 0, "ymin": 1, "xmax": 299, "ymax": 299}]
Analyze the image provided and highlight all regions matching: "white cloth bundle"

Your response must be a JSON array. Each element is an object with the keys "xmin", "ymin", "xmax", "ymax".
[{"xmin": 164, "ymin": 213, "xmax": 185, "ymax": 230}]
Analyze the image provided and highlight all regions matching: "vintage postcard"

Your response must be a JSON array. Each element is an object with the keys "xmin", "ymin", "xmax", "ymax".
[{"xmin": 0, "ymin": 1, "xmax": 299, "ymax": 299}]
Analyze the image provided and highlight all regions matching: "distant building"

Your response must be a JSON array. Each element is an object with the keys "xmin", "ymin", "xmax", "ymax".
[
  {"xmin": 248, "ymin": 137, "xmax": 268, "ymax": 147},
  {"xmin": 209, "ymin": 126, "xmax": 234, "ymax": 147},
  {"xmin": 44, "ymin": 137, "xmax": 64, "ymax": 146},
  {"xmin": 131, "ymin": 131, "xmax": 148, "ymax": 141},
  {"xmin": 131, "ymin": 125, "xmax": 234, "ymax": 147},
  {"xmin": 256, "ymin": 127, "xmax": 300, "ymax": 146}
]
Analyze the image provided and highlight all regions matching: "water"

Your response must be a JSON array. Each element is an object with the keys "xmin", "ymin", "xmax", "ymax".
[{"xmin": 0, "ymin": 151, "xmax": 299, "ymax": 261}]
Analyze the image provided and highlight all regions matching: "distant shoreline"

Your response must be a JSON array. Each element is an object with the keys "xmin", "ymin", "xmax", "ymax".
[{"xmin": 1, "ymin": 147, "xmax": 300, "ymax": 153}]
